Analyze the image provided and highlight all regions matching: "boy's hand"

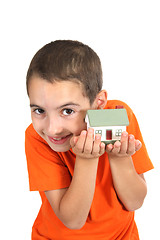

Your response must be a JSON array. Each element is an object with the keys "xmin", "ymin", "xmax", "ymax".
[
  {"xmin": 106, "ymin": 131, "xmax": 142, "ymax": 158},
  {"xmin": 70, "ymin": 128, "xmax": 105, "ymax": 160}
]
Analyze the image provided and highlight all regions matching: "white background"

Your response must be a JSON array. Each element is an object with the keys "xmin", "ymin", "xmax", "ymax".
[{"xmin": 0, "ymin": 0, "xmax": 159, "ymax": 239}]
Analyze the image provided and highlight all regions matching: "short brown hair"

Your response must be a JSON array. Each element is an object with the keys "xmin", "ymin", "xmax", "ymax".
[{"xmin": 26, "ymin": 40, "xmax": 103, "ymax": 104}]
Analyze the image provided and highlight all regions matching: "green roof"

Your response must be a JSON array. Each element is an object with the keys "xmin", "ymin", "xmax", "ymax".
[{"xmin": 86, "ymin": 109, "xmax": 129, "ymax": 127}]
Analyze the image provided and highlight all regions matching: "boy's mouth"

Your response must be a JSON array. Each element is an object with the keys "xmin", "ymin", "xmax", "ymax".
[{"xmin": 47, "ymin": 134, "xmax": 72, "ymax": 145}]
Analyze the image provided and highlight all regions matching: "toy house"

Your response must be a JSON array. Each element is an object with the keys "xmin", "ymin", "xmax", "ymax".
[{"xmin": 85, "ymin": 109, "xmax": 129, "ymax": 145}]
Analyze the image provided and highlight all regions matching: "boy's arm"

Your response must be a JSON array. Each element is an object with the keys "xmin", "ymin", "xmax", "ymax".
[
  {"xmin": 106, "ymin": 131, "xmax": 147, "ymax": 211},
  {"xmin": 45, "ymin": 129, "xmax": 105, "ymax": 230}
]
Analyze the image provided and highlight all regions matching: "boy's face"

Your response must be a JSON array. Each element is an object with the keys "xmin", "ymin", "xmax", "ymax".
[{"xmin": 29, "ymin": 77, "xmax": 94, "ymax": 152}]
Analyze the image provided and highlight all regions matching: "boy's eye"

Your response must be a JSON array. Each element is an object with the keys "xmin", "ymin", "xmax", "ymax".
[
  {"xmin": 62, "ymin": 109, "xmax": 74, "ymax": 116},
  {"xmin": 34, "ymin": 108, "xmax": 45, "ymax": 115}
]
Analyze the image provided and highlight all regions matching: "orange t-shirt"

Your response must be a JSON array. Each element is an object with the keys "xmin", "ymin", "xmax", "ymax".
[{"xmin": 25, "ymin": 100, "xmax": 153, "ymax": 240}]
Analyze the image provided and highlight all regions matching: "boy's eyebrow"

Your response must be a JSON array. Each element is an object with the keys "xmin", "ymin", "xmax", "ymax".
[
  {"xmin": 30, "ymin": 104, "xmax": 41, "ymax": 108},
  {"xmin": 56, "ymin": 103, "xmax": 80, "ymax": 109},
  {"xmin": 30, "ymin": 103, "xmax": 80, "ymax": 109}
]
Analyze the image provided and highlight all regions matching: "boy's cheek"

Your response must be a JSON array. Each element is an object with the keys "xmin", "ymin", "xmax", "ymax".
[
  {"xmin": 32, "ymin": 120, "xmax": 43, "ymax": 136},
  {"xmin": 74, "ymin": 121, "xmax": 87, "ymax": 137}
]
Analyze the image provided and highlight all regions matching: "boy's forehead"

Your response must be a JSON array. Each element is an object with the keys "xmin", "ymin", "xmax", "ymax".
[{"xmin": 29, "ymin": 77, "xmax": 90, "ymax": 108}]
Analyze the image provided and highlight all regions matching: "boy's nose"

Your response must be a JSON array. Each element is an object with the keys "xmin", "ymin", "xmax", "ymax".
[{"xmin": 46, "ymin": 117, "xmax": 64, "ymax": 136}]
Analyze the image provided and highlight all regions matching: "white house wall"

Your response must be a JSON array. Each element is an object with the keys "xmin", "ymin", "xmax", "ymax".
[{"xmin": 92, "ymin": 126, "xmax": 126, "ymax": 141}]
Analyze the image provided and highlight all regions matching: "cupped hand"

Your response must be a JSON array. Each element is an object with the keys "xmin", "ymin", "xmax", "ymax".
[
  {"xmin": 70, "ymin": 128, "xmax": 105, "ymax": 160},
  {"xmin": 106, "ymin": 131, "xmax": 142, "ymax": 158}
]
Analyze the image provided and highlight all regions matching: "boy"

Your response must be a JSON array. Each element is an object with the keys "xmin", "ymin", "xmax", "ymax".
[{"xmin": 25, "ymin": 40, "xmax": 153, "ymax": 239}]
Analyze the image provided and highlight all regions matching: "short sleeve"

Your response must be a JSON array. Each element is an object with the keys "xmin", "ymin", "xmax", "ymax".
[
  {"xmin": 25, "ymin": 124, "xmax": 71, "ymax": 191},
  {"xmin": 126, "ymin": 109, "xmax": 154, "ymax": 174},
  {"xmin": 106, "ymin": 100, "xmax": 154, "ymax": 174}
]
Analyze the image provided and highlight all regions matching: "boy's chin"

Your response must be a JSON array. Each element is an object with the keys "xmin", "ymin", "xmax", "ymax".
[{"xmin": 49, "ymin": 143, "xmax": 71, "ymax": 153}]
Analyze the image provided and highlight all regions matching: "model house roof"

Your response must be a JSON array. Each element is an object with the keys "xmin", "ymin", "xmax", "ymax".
[{"xmin": 86, "ymin": 109, "xmax": 129, "ymax": 127}]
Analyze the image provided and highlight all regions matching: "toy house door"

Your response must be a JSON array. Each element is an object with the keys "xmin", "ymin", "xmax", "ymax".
[{"xmin": 106, "ymin": 130, "xmax": 112, "ymax": 140}]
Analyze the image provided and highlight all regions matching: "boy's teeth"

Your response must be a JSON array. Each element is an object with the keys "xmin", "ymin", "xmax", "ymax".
[{"xmin": 53, "ymin": 137, "xmax": 62, "ymax": 140}]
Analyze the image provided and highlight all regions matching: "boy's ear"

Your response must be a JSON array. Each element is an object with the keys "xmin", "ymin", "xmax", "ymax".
[{"xmin": 92, "ymin": 90, "xmax": 107, "ymax": 109}]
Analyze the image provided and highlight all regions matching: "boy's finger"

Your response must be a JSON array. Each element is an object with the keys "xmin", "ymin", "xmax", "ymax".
[
  {"xmin": 135, "ymin": 140, "xmax": 142, "ymax": 151},
  {"xmin": 120, "ymin": 132, "xmax": 128, "ymax": 154},
  {"xmin": 75, "ymin": 130, "xmax": 87, "ymax": 153},
  {"xmin": 92, "ymin": 134, "xmax": 101, "ymax": 155},
  {"xmin": 83, "ymin": 128, "xmax": 94, "ymax": 154},
  {"xmin": 111, "ymin": 141, "xmax": 121, "ymax": 154},
  {"xmin": 127, "ymin": 135, "xmax": 135, "ymax": 155},
  {"xmin": 106, "ymin": 144, "xmax": 114, "ymax": 153},
  {"xmin": 112, "ymin": 141, "xmax": 121, "ymax": 154},
  {"xmin": 99, "ymin": 142, "xmax": 106, "ymax": 155}
]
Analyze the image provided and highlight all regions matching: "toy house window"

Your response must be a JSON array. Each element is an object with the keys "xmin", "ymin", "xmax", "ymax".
[
  {"xmin": 106, "ymin": 130, "xmax": 112, "ymax": 140},
  {"xmin": 115, "ymin": 129, "xmax": 122, "ymax": 136},
  {"xmin": 95, "ymin": 130, "xmax": 102, "ymax": 135}
]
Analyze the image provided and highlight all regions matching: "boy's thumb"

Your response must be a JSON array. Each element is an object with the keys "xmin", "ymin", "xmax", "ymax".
[{"xmin": 70, "ymin": 136, "xmax": 78, "ymax": 148}]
